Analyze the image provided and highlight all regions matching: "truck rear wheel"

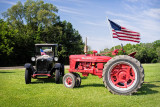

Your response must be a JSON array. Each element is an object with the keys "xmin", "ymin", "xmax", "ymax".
[
  {"xmin": 61, "ymin": 64, "xmax": 65, "ymax": 76},
  {"xmin": 25, "ymin": 69, "xmax": 31, "ymax": 84},
  {"xmin": 103, "ymin": 55, "xmax": 144, "ymax": 95},
  {"xmin": 63, "ymin": 73, "xmax": 76, "ymax": 88}
]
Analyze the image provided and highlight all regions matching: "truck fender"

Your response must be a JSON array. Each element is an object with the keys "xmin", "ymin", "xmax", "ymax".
[
  {"xmin": 52, "ymin": 63, "xmax": 64, "ymax": 76},
  {"xmin": 54, "ymin": 63, "xmax": 62, "ymax": 69},
  {"xmin": 24, "ymin": 63, "xmax": 35, "ymax": 72}
]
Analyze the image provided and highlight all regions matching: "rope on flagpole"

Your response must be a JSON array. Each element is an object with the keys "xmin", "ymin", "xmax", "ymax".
[{"xmin": 106, "ymin": 17, "xmax": 115, "ymax": 50}]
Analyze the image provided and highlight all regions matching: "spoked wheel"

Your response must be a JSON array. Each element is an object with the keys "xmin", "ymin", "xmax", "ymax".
[
  {"xmin": 103, "ymin": 55, "xmax": 144, "ymax": 95},
  {"xmin": 25, "ymin": 69, "xmax": 32, "ymax": 84},
  {"xmin": 73, "ymin": 73, "xmax": 81, "ymax": 87},
  {"xmin": 110, "ymin": 63, "xmax": 135, "ymax": 88},
  {"xmin": 55, "ymin": 69, "xmax": 60, "ymax": 84},
  {"xmin": 63, "ymin": 73, "xmax": 76, "ymax": 88}
]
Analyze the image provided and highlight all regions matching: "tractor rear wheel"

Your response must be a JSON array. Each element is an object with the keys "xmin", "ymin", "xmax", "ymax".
[
  {"xmin": 63, "ymin": 73, "xmax": 76, "ymax": 88},
  {"xmin": 73, "ymin": 73, "xmax": 81, "ymax": 87},
  {"xmin": 55, "ymin": 69, "xmax": 60, "ymax": 84},
  {"xmin": 103, "ymin": 55, "xmax": 144, "ymax": 95},
  {"xmin": 25, "ymin": 69, "xmax": 31, "ymax": 84}
]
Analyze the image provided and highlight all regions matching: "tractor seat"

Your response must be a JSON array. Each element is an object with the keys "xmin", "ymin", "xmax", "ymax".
[{"xmin": 128, "ymin": 52, "xmax": 136, "ymax": 58}]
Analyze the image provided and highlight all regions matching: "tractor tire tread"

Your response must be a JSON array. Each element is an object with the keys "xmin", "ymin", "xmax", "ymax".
[{"xmin": 103, "ymin": 55, "xmax": 144, "ymax": 95}]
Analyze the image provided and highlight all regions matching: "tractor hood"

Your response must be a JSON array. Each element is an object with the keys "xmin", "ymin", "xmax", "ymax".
[
  {"xmin": 69, "ymin": 54, "xmax": 112, "ymax": 62},
  {"xmin": 69, "ymin": 54, "xmax": 112, "ymax": 70}
]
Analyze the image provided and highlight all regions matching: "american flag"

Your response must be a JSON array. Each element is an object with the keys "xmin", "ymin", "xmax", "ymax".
[
  {"xmin": 40, "ymin": 49, "xmax": 46, "ymax": 55},
  {"xmin": 108, "ymin": 19, "xmax": 140, "ymax": 43}
]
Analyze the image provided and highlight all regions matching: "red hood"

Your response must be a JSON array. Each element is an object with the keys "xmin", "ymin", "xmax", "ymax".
[{"xmin": 69, "ymin": 54, "xmax": 112, "ymax": 62}]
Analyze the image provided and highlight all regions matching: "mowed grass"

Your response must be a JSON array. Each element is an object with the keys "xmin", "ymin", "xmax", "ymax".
[{"xmin": 0, "ymin": 64, "xmax": 160, "ymax": 107}]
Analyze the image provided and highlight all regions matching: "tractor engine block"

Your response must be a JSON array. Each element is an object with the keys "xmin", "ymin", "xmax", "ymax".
[{"xmin": 69, "ymin": 54, "xmax": 111, "ymax": 78}]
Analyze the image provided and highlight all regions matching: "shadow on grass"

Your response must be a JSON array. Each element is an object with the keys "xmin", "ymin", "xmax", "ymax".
[
  {"xmin": 149, "ymin": 81, "xmax": 160, "ymax": 83},
  {"xmin": 31, "ymin": 75, "xmax": 87, "ymax": 85},
  {"xmin": 31, "ymin": 77, "xmax": 63, "ymax": 84},
  {"xmin": 0, "ymin": 71, "xmax": 15, "ymax": 73},
  {"xmin": 135, "ymin": 83, "xmax": 159, "ymax": 95},
  {"xmin": 81, "ymin": 76, "xmax": 87, "ymax": 79},
  {"xmin": 80, "ymin": 83, "xmax": 104, "ymax": 88},
  {"xmin": 79, "ymin": 82, "xmax": 159, "ymax": 95}
]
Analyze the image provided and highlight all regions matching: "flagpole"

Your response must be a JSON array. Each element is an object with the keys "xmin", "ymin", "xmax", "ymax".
[{"xmin": 106, "ymin": 17, "xmax": 115, "ymax": 50}]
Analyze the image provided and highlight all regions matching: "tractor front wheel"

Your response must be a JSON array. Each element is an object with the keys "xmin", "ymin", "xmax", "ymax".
[
  {"xmin": 63, "ymin": 73, "xmax": 76, "ymax": 88},
  {"xmin": 103, "ymin": 55, "xmax": 144, "ymax": 95},
  {"xmin": 73, "ymin": 73, "xmax": 81, "ymax": 87}
]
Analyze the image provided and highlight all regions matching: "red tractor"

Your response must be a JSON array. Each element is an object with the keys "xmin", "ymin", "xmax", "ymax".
[{"xmin": 63, "ymin": 39, "xmax": 144, "ymax": 95}]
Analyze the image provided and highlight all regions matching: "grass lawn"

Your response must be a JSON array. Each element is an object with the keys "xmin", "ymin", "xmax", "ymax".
[{"xmin": 0, "ymin": 63, "xmax": 160, "ymax": 107}]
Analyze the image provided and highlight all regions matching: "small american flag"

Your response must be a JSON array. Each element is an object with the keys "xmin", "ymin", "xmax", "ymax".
[
  {"xmin": 40, "ymin": 49, "xmax": 46, "ymax": 55},
  {"xmin": 108, "ymin": 19, "xmax": 140, "ymax": 43}
]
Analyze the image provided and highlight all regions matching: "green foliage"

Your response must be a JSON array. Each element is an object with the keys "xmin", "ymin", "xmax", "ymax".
[
  {"xmin": 156, "ymin": 47, "xmax": 160, "ymax": 62},
  {"xmin": 0, "ymin": 0, "xmax": 84, "ymax": 66},
  {"xmin": 153, "ymin": 40, "xmax": 160, "ymax": 49},
  {"xmin": 0, "ymin": 64, "xmax": 160, "ymax": 106},
  {"xmin": 0, "ymin": 19, "xmax": 16, "ymax": 55},
  {"xmin": 100, "ymin": 41, "xmax": 160, "ymax": 63},
  {"xmin": 87, "ymin": 51, "xmax": 93, "ymax": 54}
]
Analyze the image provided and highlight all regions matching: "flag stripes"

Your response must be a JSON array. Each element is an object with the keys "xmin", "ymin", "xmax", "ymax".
[{"xmin": 108, "ymin": 19, "xmax": 140, "ymax": 43}]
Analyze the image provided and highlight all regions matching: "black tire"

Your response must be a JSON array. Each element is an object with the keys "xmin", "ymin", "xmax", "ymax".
[
  {"xmin": 63, "ymin": 73, "xmax": 76, "ymax": 88},
  {"xmin": 103, "ymin": 55, "xmax": 144, "ymax": 95},
  {"xmin": 61, "ymin": 64, "xmax": 65, "ymax": 76},
  {"xmin": 55, "ymin": 69, "xmax": 60, "ymax": 84},
  {"xmin": 73, "ymin": 73, "xmax": 81, "ymax": 87},
  {"xmin": 25, "ymin": 69, "xmax": 31, "ymax": 84}
]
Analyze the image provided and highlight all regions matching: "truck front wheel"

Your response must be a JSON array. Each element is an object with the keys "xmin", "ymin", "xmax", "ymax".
[{"xmin": 25, "ymin": 69, "xmax": 31, "ymax": 84}]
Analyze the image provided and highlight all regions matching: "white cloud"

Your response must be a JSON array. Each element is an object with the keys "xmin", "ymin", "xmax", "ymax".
[
  {"xmin": 81, "ymin": 21, "xmax": 106, "ymax": 27},
  {"xmin": 106, "ymin": 11, "xmax": 137, "ymax": 21},
  {"xmin": 143, "ymin": 8, "xmax": 160, "ymax": 19},
  {"xmin": 50, "ymin": 0, "xmax": 89, "ymax": 6},
  {"xmin": 57, "ymin": 5, "xmax": 85, "ymax": 15},
  {"xmin": 0, "ymin": 0, "xmax": 16, "ymax": 5},
  {"xmin": 66, "ymin": 0, "xmax": 89, "ymax": 4}
]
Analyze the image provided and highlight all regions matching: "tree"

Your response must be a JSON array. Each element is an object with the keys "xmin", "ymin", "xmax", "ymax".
[
  {"xmin": 100, "ymin": 40, "xmax": 160, "ymax": 63},
  {"xmin": 153, "ymin": 40, "xmax": 160, "ymax": 49},
  {"xmin": 2, "ymin": 1, "xmax": 24, "ymax": 31},
  {"xmin": 0, "ymin": 19, "xmax": 17, "ymax": 66},
  {"xmin": 156, "ymin": 47, "xmax": 160, "ymax": 62},
  {"xmin": 0, "ymin": 0, "xmax": 84, "ymax": 66}
]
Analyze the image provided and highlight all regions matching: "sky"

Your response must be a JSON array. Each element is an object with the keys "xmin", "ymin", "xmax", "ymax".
[{"xmin": 0, "ymin": 0, "xmax": 160, "ymax": 51}]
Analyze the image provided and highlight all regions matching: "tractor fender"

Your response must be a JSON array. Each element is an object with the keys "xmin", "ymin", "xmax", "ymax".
[{"xmin": 24, "ymin": 63, "xmax": 35, "ymax": 72}]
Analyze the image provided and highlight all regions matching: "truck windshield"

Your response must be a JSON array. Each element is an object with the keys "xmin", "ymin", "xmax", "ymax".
[{"xmin": 36, "ymin": 46, "xmax": 57, "ymax": 56}]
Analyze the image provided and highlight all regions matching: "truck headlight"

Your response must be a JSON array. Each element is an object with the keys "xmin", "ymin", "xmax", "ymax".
[
  {"xmin": 31, "ymin": 57, "xmax": 35, "ymax": 61},
  {"xmin": 54, "ymin": 57, "xmax": 58, "ymax": 61}
]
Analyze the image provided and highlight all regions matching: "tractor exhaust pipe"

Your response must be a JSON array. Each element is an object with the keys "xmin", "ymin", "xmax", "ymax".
[{"xmin": 84, "ymin": 37, "xmax": 88, "ymax": 55}]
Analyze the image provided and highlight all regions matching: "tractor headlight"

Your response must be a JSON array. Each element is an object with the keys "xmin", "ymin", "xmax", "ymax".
[{"xmin": 54, "ymin": 57, "xmax": 58, "ymax": 61}]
